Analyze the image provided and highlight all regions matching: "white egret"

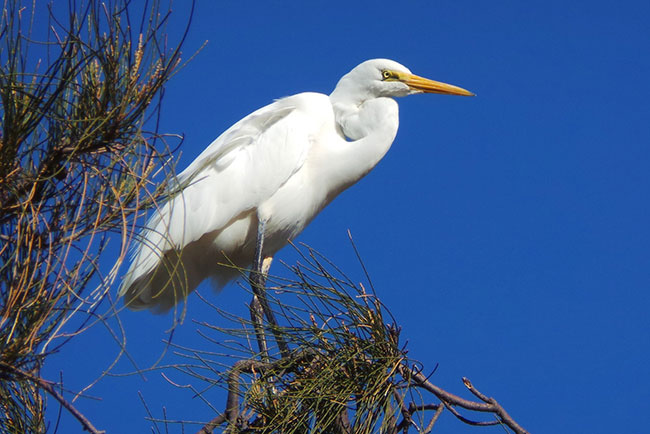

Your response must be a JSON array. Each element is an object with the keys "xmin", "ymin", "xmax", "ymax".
[{"xmin": 120, "ymin": 58, "xmax": 473, "ymax": 313}]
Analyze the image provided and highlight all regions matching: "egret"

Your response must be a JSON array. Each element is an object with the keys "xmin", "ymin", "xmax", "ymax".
[{"xmin": 119, "ymin": 59, "xmax": 473, "ymax": 314}]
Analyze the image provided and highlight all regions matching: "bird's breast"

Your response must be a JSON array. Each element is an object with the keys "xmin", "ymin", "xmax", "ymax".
[{"xmin": 257, "ymin": 166, "xmax": 330, "ymax": 254}]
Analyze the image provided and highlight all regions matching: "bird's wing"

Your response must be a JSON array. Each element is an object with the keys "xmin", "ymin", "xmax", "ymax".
[{"xmin": 121, "ymin": 92, "xmax": 331, "ymax": 292}]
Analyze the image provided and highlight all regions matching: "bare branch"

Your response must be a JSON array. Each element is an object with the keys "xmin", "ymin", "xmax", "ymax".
[
  {"xmin": 405, "ymin": 366, "xmax": 530, "ymax": 434},
  {"xmin": 0, "ymin": 362, "xmax": 104, "ymax": 434}
]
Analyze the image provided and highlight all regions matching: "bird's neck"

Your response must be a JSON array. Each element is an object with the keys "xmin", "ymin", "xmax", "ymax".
[{"xmin": 321, "ymin": 96, "xmax": 399, "ymax": 194}]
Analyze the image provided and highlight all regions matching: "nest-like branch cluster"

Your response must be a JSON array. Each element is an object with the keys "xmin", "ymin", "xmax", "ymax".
[{"xmin": 163, "ymin": 245, "xmax": 529, "ymax": 434}]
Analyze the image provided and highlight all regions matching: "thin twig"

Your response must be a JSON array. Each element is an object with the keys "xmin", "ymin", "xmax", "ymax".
[
  {"xmin": 195, "ymin": 414, "xmax": 226, "ymax": 434},
  {"xmin": 423, "ymin": 403, "xmax": 444, "ymax": 434},
  {"xmin": 0, "ymin": 363, "xmax": 104, "ymax": 434},
  {"xmin": 403, "ymin": 365, "xmax": 529, "ymax": 434}
]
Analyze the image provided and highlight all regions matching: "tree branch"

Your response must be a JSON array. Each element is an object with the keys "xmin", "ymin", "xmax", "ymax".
[
  {"xmin": 403, "ymin": 365, "xmax": 530, "ymax": 434},
  {"xmin": 0, "ymin": 362, "xmax": 104, "ymax": 434},
  {"xmin": 182, "ymin": 244, "xmax": 531, "ymax": 434}
]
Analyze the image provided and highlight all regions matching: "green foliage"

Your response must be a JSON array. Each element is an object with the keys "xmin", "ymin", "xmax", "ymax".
[
  {"xmin": 175, "ymin": 246, "xmax": 414, "ymax": 434},
  {"xmin": 172, "ymin": 247, "xmax": 528, "ymax": 434},
  {"xmin": 0, "ymin": 1, "xmax": 188, "ymax": 431}
]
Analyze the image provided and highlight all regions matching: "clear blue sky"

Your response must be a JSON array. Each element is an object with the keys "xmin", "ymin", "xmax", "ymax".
[{"xmin": 43, "ymin": 1, "xmax": 650, "ymax": 433}]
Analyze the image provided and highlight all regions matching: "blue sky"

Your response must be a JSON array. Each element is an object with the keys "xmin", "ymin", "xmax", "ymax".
[{"xmin": 42, "ymin": 1, "xmax": 650, "ymax": 433}]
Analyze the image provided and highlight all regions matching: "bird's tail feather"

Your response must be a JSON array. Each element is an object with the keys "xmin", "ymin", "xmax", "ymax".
[{"xmin": 120, "ymin": 239, "xmax": 245, "ymax": 313}]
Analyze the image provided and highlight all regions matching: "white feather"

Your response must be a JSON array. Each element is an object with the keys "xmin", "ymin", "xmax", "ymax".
[{"xmin": 119, "ymin": 59, "xmax": 473, "ymax": 312}]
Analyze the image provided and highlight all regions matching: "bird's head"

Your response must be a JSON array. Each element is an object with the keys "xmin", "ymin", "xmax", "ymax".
[{"xmin": 331, "ymin": 58, "xmax": 474, "ymax": 103}]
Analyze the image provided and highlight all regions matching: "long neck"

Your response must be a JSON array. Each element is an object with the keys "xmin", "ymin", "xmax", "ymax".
[{"xmin": 319, "ymin": 96, "xmax": 400, "ymax": 196}]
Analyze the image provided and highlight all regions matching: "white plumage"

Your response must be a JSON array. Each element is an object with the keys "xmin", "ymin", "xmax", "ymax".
[{"xmin": 119, "ymin": 59, "xmax": 473, "ymax": 312}]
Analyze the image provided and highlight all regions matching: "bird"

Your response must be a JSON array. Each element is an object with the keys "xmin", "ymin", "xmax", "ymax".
[{"xmin": 119, "ymin": 58, "xmax": 473, "ymax": 313}]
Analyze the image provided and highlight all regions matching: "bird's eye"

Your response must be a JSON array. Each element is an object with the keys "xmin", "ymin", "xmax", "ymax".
[{"xmin": 382, "ymin": 70, "xmax": 393, "ymax": 80}]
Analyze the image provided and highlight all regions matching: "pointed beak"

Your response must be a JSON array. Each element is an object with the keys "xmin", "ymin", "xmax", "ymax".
[{"xmin": 401, "ymin": 73, "xmax": 475, "ymax": 96}]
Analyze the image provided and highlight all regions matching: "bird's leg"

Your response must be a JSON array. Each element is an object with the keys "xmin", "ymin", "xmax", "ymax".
[
  {"xmin": 249, "ymin": 294, "xmax": 268, "ymax": 359},
  {"xmin": 248, "ymin": 257, "xmax": 276, "ymax": 359},
  {"xmin": 249, "ymin": 219, "xmax": 289, "ymax": 358},
  {"xmin": 249, "ymin": 236, "xmax": 269, "ymax": 358}
]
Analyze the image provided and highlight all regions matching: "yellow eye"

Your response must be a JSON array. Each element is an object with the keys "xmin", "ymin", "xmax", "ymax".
[{"xmin": 382, "ymin": 70, "xmax": 392, "ymax": 80}]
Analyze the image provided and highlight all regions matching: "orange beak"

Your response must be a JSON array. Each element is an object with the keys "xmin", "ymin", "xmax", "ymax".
[{"xmin": 401, "ymin": 72, "xmax": 475, "ymax": 96}]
